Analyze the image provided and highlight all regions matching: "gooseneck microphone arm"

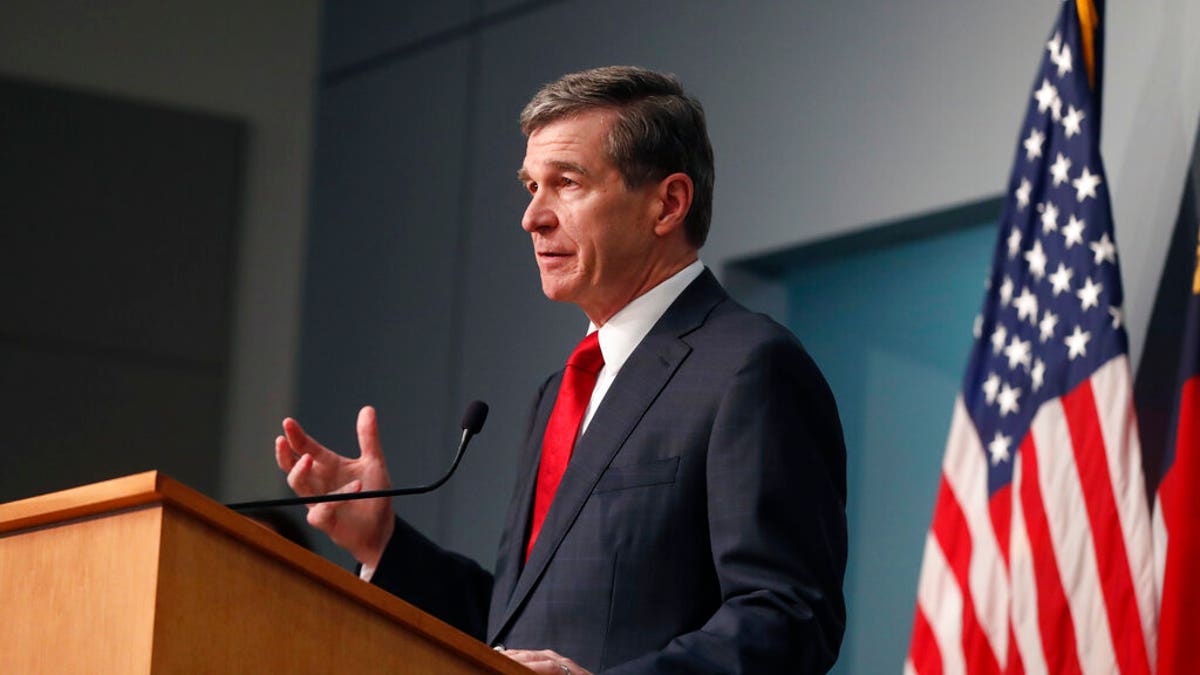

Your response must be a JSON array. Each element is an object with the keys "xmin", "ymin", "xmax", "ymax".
[{"xmin": 226, "ymin": 400, "xmax": 488, "ymax": 511}]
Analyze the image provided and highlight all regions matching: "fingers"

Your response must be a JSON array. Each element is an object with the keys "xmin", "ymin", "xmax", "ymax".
[
  {"xmin": 282, "ymin": 417, "xmax": 337, "ymax": 463},
  {"xmin": 305, "ymin": 479, "xmax": 362, "ymax": 530},
  {"xmin": 275, "ymin": 435, "xmax": 297, "ymax": 472},
  {"xmin": 285, "ymin": 453, "xmax": 317, "ymax": 497},
  {"xmin": 356, "ymin": 406, "xmax": 384, "ymax": 460},
  {"xmin": 501, "ymin": 649, "xmax": 587, "ymax": 675}
]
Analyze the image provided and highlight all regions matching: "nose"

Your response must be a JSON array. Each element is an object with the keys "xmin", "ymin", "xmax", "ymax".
[{"xmin": 521, "ymin": 192, "xmax": 558, "ymax": 233}]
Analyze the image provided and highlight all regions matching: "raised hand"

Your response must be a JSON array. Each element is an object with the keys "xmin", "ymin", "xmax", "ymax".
[{"xmin": 274, "ymin": 405, "xmax": 395, "ymax": 567}]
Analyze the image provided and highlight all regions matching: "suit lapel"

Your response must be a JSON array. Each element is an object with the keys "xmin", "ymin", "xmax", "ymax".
[
  {"xmin": 487, "ymin": 378, "xmax": 557, "ymax": 638},
  {"xmin": 488, "ymin": 270, "xmax": 728, "ymax": 642}
]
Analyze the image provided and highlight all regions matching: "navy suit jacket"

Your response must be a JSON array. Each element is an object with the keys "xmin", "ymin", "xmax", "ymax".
[{"xmin": 373, "ymin": 270, "xmax": 847, "ymax": 673}]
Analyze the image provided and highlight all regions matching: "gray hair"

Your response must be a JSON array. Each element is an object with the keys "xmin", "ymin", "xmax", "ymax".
[{"xmin": 520, "ymin": 66, "xmax": 715, "ymax": 248}]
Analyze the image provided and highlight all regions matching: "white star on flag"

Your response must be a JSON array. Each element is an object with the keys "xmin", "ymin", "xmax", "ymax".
[
  {"xmin": 1090, "ymin": 232, "xmax": 1116, "ymax": 265},
  {"xmin": 999, "ymin": 276, "xmax": 1015, "ymax": 306},
  {"xmin": 1077, "ymin": 276, "xmax": 1103, "ymax": 310},
  {"xmin": 1064, "ymin": 325, "xmax": 1090, "ymax": 360},
  {"xmin": 1052, "ymin": 42, "xmax": 1073, "ymax": 77},
  {"xmin": 982, "ymin": 372, "xmax": 1001, "ymax": 404},
  {"xmin": 1073, "ymin": 165, "xmax": 1101, "ymax": 202},
  {"xmin": 997, "ymin": 383, "xmax": 1021, "ymax": 416},
  {"xmin": 1108, "ymin": 305, "xmax": 1123, "ymax": 329},
  {"xmin": 1050, "ymin": 153, "xmax": 1072, "ymax": 186},
  {"xmin": 1039, "ymin": 309, "xmax": 1059, "ymax": 342},
  {"xmin": 988, "ymin": 432, "xmax": 1012, "ymax": 465},
  {"xmin": 1007, "ymin": 227, "xmax": 1023, "ymax": 258},
  {"xmin": 1030, "ymin": 358, "xmax": 1046, "ymax": 391},
  {"xmin": 1062, "ymin": 104, "xmax": 1085, "ymax": 139},
  {"xmin": 991, "ymin": 324, "xmax": 1008, "ymax": 355},
  {"xmin": 1062, "ymin": 214, "xmax": 1086, "ymax": 248},
  {"xmin": 1050, "ymin": 94, "xmax": 1063, "ymax": 121},
  {"xmin": 1034, "ymin": 79, "xmax": 1058, "ymax": 113},
  {"xmin": 1048, "ymin": 262, "xmax": 1074, "ymax": 296},
  {"xmin": 1047, "ymin": 32, "xmax": 1062, "ymax": 59},
  {"xmin": 1004, "ymin": 335, "xmax": 1033, "ymax": 371},
  {"xmin": 1039, "ymin": 201, "xmax": 1059, "ymax": 233},
  {"xmin": 1015, "ymin": 178, "xmax": 1032, "ymax": 209},
  {"xmin": 1025, "ymin": 240, "xmax": 1049, "ymax": 279},
  {"xmin": 1014, "ymin": 286, "xmax": 1039, "ymax": 324},
  {"xmin": 1024, "ymin": 128, "xmax": 1046, "ymax": 160}
]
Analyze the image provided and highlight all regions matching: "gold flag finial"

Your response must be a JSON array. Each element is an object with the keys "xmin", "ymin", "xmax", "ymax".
[
  {"xmin": 1192, "ymin": 221, "xmax": 1200, "ymax": 294},
  {"xmin": 1076, "ymin": 0, "xmax": 1099, "ymax": 89}
]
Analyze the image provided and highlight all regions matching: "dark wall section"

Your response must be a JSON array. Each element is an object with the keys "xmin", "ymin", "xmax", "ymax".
[{"xmin": 0, "ymin": 77, "xmax": 244, "ymax": 501}]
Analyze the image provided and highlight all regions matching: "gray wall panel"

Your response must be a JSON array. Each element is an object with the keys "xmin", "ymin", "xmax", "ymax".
[
  {"xmin": 1, "ymin": 78, "xmax": 242, "ymax": 366},
  {"xmin": 321, "ymin": 0, "xmax": 477, "ymax": 73},
  {"xmin": 0, "ymin": 77, "xmax": 244, "ymax": 504},
  {"xmin": 0, "ymin": 0, "xmax": 322, "ymax": 505},
  {"xmin": 300, "ymin": 42, "xmax": 473, "ymax": 564},
  {"xmin": 0, "ymin": 343, "xmax": 224, "ymax": 502}
]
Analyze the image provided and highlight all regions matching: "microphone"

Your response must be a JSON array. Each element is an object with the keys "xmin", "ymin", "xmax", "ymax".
[{"xmin": 226, "ymin": 400, "xmax": 489, "ymax": 511}]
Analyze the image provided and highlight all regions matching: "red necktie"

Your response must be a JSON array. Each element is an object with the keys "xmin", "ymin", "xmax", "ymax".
[{"xmin": 526, "ymin": 331, "xmax": 604, "ymax": 561}]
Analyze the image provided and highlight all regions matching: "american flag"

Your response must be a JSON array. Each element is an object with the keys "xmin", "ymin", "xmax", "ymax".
[{"xmin": 906, "ymin": 2, "xmax": 1158, "ymax": 673}]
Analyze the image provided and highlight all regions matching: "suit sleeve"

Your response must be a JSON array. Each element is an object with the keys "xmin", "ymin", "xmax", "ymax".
[
  {"xmin": 369, "ymin": 381, "xmax": 551, "ymax": 642},
  {"xmin": 606, "ymin": 336, "xmax": 848, "ymax": 674},
  {"xmin": 370, "ymin": 516, "xmax": 494, "ymax": 640}
]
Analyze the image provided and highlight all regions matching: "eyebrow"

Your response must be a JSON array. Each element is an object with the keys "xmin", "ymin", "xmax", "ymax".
[{"xmin": 516, "ymin": 160, "xmax": 590, "ymax": 184}]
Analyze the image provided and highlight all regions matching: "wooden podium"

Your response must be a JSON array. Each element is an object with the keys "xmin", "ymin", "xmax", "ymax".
[{"xmin": 0, "ymin": 472, "xmax": 530, "ymax": 674}]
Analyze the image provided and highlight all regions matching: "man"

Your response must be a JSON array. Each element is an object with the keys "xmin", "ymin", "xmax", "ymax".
[{"xmin": 275, "ymin": 66, "xmax": 847, "ymax": 674}]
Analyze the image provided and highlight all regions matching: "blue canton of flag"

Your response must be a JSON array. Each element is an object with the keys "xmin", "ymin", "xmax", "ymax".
[{"xmin": 964, "ymin": 18, "xmax": 1125, "ymax": 498}]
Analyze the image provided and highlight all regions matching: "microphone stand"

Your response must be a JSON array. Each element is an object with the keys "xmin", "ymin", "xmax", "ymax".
[{"xmin": 226, "ymin": 401, "xmax": 487, "ymax": 511}]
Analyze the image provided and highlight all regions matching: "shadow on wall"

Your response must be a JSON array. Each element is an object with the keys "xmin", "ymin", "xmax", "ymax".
[{"xmin": 0, "ymin": 76, "xmax": 245, "ymax": 503}]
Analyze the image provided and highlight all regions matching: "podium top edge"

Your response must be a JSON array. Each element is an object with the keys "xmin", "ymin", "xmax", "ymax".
[{"xmin": 0, "ymin": 471, "xmax": 177, "ymax": 533}]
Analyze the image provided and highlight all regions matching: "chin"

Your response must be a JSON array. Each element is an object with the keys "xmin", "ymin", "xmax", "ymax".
[
  {"xmin": 541, "ymin": 287, "xmax": 572, "ymax": 304},
  {"xmin": 539, "ymin": 280, "xmax": 581, "ymax": 305}
]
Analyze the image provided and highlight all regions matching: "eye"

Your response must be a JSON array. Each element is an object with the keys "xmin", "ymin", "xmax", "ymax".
[{"xmin": 526, "ymin": 181, "xmax": 538, "ymax": 194}]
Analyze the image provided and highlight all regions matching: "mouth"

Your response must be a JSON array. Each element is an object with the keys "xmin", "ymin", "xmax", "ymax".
[{"xmin": 536, "ymin": 251, "xmax": 574, "ymax": 271}]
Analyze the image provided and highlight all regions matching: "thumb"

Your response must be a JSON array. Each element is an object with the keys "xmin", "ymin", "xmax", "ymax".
[
  {"xmin": 306, "ymin": 479, "xmax": 363, "ymax": 530},
  {"xmin": 356, "ymin": 406, "xmax": 384, "ymax": 460},
  {"xmin": 336, "ymin": 478, "xmax": 364, "ymax": 494}
]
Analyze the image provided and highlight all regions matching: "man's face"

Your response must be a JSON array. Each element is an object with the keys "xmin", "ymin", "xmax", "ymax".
[{"xmin": 519, "ymin": 109, "xmax": 661, "ymax": 325}]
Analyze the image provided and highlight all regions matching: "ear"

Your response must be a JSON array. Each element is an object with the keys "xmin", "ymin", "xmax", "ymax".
[{"xmin": 652, "ymin": 173, "xmax": 694, "ymax": 237}]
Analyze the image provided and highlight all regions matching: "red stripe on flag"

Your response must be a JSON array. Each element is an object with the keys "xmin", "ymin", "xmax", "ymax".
[
  {"xmin": 1060, "ymin": 380, "xmax": 1152, "ymax": 675},
  {"xmin": 909, "ymin": 607, "xmax": 944, "ymax": 675},
  {"xmin": 1005, "ymin": 624, "xmax": 1024, "ymax": 675},
  {"xmin": 1016, "ymin": 435, "xmax": 1083, "ymax": 675},
  {"xmin": 930, "ymin": 476, "xmax": 1002, "ymax": 674},
  {"xmin": 1157, "ymin": 375, "xmax": 1200, "ymax": 674}
]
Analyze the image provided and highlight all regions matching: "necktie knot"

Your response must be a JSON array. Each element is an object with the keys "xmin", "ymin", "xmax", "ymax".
[{"xmin": 567, "ymin": 331, "xmax": 605, "ymax": 374}]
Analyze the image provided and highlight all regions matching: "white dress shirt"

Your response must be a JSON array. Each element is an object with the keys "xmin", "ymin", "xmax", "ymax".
[{"xmin": 580, "ymin": 259, "xmax": 705, "ymax": 434}]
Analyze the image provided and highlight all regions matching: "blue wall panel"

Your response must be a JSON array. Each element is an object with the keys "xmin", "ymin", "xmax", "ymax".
[{"xmin": 785, "ymin": 218, "xmax": 997, "ymax": 673}]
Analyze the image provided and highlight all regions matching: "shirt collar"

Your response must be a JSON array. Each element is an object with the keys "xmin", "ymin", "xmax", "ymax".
[{"xmin": 587, "ymin": 260, "xmax": 706, "ymax": 376}]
